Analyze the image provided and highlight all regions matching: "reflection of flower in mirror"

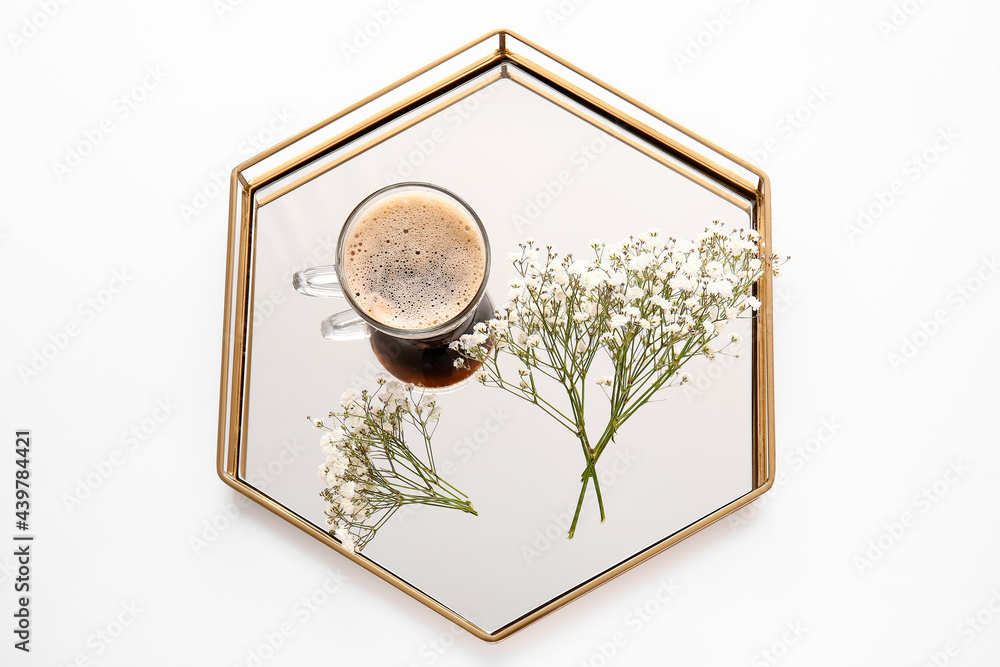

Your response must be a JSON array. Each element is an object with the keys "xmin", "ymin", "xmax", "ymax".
[
  {"xmin": 312, "ymin": 376, "xmax": 476, "ymax": 553},
  {"xmin": 453, "ymin": 222, "xmax": 786, "ymax": 538}
]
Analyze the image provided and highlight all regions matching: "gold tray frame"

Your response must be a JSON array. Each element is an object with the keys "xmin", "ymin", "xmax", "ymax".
[{"xmin": 217, "ymin": 29, "xmax": 776, "ymax": 642}]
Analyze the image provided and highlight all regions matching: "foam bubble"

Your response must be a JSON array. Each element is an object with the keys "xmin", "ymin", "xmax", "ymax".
[{"xmin": 342, "ymin": 190, "xmax": 486, "ymax": 330}]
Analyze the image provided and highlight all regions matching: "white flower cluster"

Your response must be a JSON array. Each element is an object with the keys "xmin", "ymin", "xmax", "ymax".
[
  {"xmin": 448, "ymin": 222, "xmax": 783, "ymax": 538},
  {"xmin": 454, "ymin": 222, "xmax": 775, "ymax": 384},
  {"xmin": 314, "ymin": 374, "xmax": 471, "ymax": 554}
]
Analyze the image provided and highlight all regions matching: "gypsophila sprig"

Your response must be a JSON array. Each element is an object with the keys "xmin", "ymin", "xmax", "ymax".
[
  {"xmin": 313, "ymin": 375, "xmax": 476, "ymax": 553},
  {"xmin": 453, "ymin": 221, "xmax": 785, "ymax": 538}
]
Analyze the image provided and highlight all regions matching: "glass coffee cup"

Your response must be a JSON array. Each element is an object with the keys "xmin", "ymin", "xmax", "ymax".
[{"xmin": 292, "ymin": 182, "xmax": 493, "ymax": 389}]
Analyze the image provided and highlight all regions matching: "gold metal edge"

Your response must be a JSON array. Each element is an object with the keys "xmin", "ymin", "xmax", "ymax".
[
  {"xmin": 256, "ymin": 72, "xmax": 504, "ymax": 208},
  {"xmin": 499, "ymin": 29, "xmax": 768, "ymax": 185},
  {"xmin": 504, "ymin": 68, "xmax": 752, "ymax": 214},
  {"xmin": 216, "ymin": 466, "xmax": 496, "ymax": 641},
  {"xmin": 492, "ymin": 479, "xmax": 774, "ymax": 640},
  {"xmin": 504, "ymin": 51, "xmax": 756, "ymax": 201},
  {"xmin": 216, "ymin": 169, "xmax": 240, "ymax": 481},
  {"xmin": 759, "ymin": 173, "xmax": 776, "ymax": 488},
  {"xmin": 231, "ymin": 29, "xmax": 508, "ymax": 179},
  {"xmin": 249, "ymin": 51, "xmax": 503, "ymax": 194},
  {"xmin": 217, "ymin": 28, "xmax": 778, "ymax": 642}
]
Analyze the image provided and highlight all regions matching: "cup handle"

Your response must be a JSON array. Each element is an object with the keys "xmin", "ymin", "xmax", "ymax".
[
  {"xmin": 292, "ymin": 266, "xmax": 345, "ymax": 298},
  {"xmin": 321, "ymin": 311, "xmax": 369, "ymax": 341}
]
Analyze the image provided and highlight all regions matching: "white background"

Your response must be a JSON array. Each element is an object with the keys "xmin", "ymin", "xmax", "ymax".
[{"xmin": 2, "ymin": 1, "xmax": 999, "ymax": 665}]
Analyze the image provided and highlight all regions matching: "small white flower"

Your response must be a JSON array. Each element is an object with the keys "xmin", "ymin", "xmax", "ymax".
[
  {"xmin": 339, "ymin": 481, "xmax": 357, "ymax": 499},
  {"xmin": 703, "ymin": 321, "xmax": 715, "ymax": 335},
  {"xmin": 340, "ymin": 388, "xmax": 360, "ymax": 407},
  {"xmin": 453, "ymin": 358, "xmax": 465, "ymax": 368},
  {"xmin": 473, "ymin": 369, "xmax": 487, "ymax": 382},
  {"xmin": 624, "ymin": 306, "xmax": 641, "ymax": 319},
  {"xmin": 525, "ymin": 237, "xmax": 535, "ymax": 244},
  {"xmin": 706, "ymin": 260, "xmax": 724, "ymax": 277},
  {"xmin": 706, "ymin": 279, "xmax": 734, "ymax": 298},
  {"xmin": 610, "ymin": 313, "xmax": 629, "ymax": 328},
  {"xmin": 517, "ymin": 366, "xmax": 530, "ymax": 376},
  {"xmin": 506, "ymin": 251, "xmax": 522, "ymax": 263},
  {"xmin": 681, "ymin": 373, "xmax": 692, "ymax": 383},
  {"xmin": 746, "ymin": 296, "xmax": 762, "ymax": 310},
  {"xmin": 649, "ymin": 295, "xmax": 670, "ymax": 310},
  {"xmin": 638, "ymin": 318, "xmax": 651, "ymax": 330},
  {"xmin": 748, "ymin": 258, "xmax": 762, "ymax": 272},
  {"xmin": 704, "ymin": 344, "xmax": 718, "ymax": 360},
  {"xmin": 526, "ymin": 334, "xmax": 542, "ymax": 347},
  {"xmin": 334, "ymin": 527, "xmax": 357, "ymax": 553},
  {"xmin": 631, "ymin": 253, "xmax": 655, "ymax": 270},
  {"xmin": 519, "ymin": 377, "xmax": 530, "ymax": 389},
  {"xmin": 582, "ymin": 269, "xmax": 608, "ymax": 290},
  {"xmin": 594, "ymin": 375, "xmax": 613, "ymax": 387},
  {"xmin": 467, "ymin": 332, "xmax": 489, "ymax": 347},
  {"xmin": 624, "ymin": 286, "xmax": 644, "ymax": 301},
  {"xmin": 576, "ymin": 340, "xmax": 588, "ymax": 354},
  {"xmin": 429, "ymin": 405, "xmax": 442, "ymax": 421},
  {"xmin": 731, "ymin": 333, "xmax": 742, "ymax": 344},
  {"xmin": 589, "ymin": 238, "xmax": 602, "ymax": 248},
  {"xmin": 573, "ymin": 311, "xmax": 591, "ymax": 322}
]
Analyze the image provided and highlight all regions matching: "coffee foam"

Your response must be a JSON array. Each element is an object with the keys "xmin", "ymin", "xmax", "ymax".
[{"xmin": 342, "ymin": 190, "xmax": 486, "ymax": 330}]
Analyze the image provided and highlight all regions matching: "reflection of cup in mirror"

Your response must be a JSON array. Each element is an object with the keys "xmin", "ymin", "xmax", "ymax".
[
  {"xmin": 370, "ymin": 293, "xmax": 494, "ymax": 389},
  {"xmin": 292, "ymin": 182, "xmax": 493, "ymax": 389}
]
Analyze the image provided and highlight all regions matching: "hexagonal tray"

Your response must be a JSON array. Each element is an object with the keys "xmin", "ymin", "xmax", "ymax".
[{"xmin": 217, "ymin": 29, "xmax": 775, "ymax": 642}]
